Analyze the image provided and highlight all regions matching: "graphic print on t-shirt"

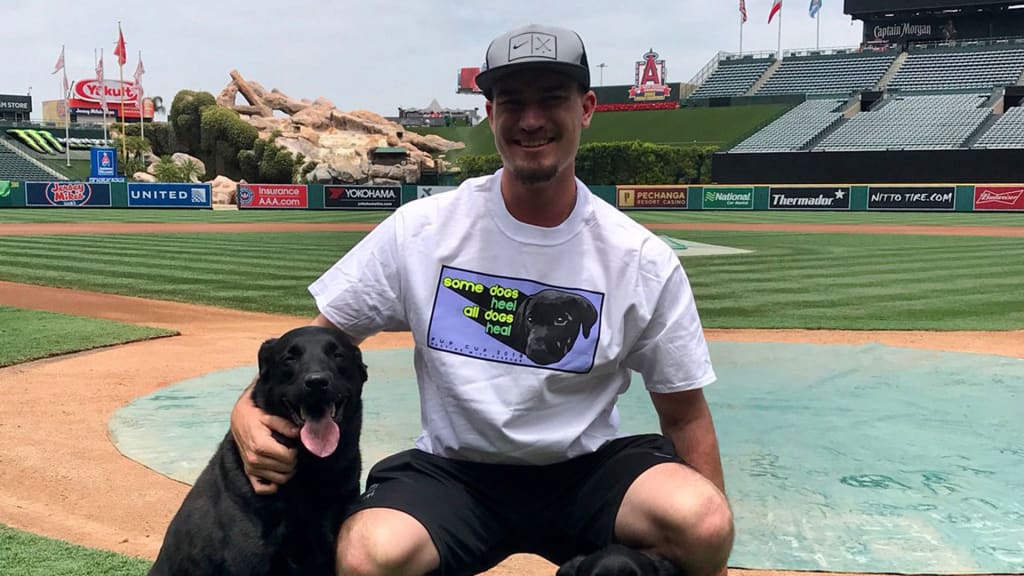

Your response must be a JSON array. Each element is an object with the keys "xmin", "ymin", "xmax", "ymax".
[{"xmin": 428, "ymin": 265, "xmax": 603, "ymax": 373}]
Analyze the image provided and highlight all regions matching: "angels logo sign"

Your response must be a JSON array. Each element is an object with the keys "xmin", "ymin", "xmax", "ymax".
[{"xmin": 629, "ymin": 49, "xmax": 672, "ymax": 102}]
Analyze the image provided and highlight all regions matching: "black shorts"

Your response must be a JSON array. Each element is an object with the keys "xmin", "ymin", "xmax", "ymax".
[{"xmin": 346, "ymin": 433, "xmax": 684, "ymax": 576}]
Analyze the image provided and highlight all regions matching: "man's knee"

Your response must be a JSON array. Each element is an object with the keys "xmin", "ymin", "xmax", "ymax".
[{"xmin": 336, "ymin": 509, "xmax": 439, "ymax": 576}]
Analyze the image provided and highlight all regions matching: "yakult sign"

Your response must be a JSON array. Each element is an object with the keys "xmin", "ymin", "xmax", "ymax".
[{"xmin": 68, "ymin": 79, "xmax": 152, "ymax": 119}]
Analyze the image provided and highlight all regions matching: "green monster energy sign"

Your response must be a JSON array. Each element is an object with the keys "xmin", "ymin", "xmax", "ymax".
[
  {"xmin": 703, "ymin": 187, "xmax": 753, "ymax": 209},
  {"xmin": 0, "ymin": 180, "xmax": 11, "ymax": 198}
]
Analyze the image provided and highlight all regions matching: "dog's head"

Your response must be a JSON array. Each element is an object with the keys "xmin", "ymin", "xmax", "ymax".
[
  {"xmin": 513, "ymin": 289, "xmax": 598, "ymax": 366},
  {"xmin": 557, "ymin": 545, "xmax": 681, "ymax": 576},
  {"xmin": 252, "ymin": 325, "xmax": 367, "ymax": 459}
]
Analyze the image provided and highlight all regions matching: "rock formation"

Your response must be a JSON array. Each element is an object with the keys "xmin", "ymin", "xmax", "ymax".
[{"xmin": 217, "ymin": 71, "xmax": 464, "ymax": 185}]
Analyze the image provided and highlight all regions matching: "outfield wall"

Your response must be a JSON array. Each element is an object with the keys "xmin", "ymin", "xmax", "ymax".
[
  {"xmin": 1, "ymin": 180, "xmax": 1021, "ymax": 212},
  {"xmin": 713, "ymin": 149, "xmax": 1024, "ymax": 185}
]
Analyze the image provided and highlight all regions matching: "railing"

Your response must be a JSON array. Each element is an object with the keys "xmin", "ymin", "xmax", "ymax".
[{"xmin": 907, "ymin": 35, "xmax": 1024, "ymax": 52}]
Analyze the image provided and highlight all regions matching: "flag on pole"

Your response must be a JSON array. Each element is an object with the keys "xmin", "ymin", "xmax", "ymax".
[
  {"xmin": 96, "ymin": 51, "xmax": 108, "ymax": 113},
  {"xmin": 740, "ymin": 0, "xmax": 748, "ymax": 23},
  {"xmin": 52, "ymin": 46, "xmax": 65, "ymax": 75},
  {"xmin": 113, "ymin": 26, "xmax": 127, "ymax": 66},
  {"xmin": 769, "ymin": 0, "xmax": 783, "ymax": 22},
  {"xmin": 134, "ymin": 54, "xmax": 145, "ymax": 112},
  {"xmin": 809, "ymin": 0, "xmax": 822, "ymax": 18}
]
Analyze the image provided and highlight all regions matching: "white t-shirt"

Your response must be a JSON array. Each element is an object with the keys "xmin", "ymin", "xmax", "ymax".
[{"xmin": 309, "ymin": 170, "xmax": 715, "ymax": 465}]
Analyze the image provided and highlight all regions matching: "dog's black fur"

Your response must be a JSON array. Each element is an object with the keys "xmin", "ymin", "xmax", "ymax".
[
  {"xmin": 557, "ymin": 544, "xmax": 683, "ymax": 576},
  {"xmin": 510, "ymin": 289, "xmax": 598, "ymax": 365},
  {"xmin": 148, "ymin": 325, "xmax": 367, "ymax": 576}
]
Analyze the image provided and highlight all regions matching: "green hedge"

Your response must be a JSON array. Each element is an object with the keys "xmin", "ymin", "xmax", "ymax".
[{"xmin": 456, "ymin": 141, "xmax": 715, "ymax": 185}]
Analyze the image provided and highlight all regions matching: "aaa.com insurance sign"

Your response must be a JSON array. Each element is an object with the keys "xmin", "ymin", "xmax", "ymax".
[
  {"xmin": 237, "ymin": 184, "xmax": 309, "ymax": 209},
  {"xmin": 973, "ymin": 186, "xmax": 1024, "ymax": 211}
]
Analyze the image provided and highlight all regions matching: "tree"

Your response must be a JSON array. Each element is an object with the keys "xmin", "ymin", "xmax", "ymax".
[
  {"xmin": 200, "ymin": 106, "xmax": 258, "ymax": 179},
  {"xmin": 169, "ymin": 90, "xmax": 217, "ymax": 156},
  {"xmin": 151, "ymin": 96, "xmax": 167, "ymax": 120}
]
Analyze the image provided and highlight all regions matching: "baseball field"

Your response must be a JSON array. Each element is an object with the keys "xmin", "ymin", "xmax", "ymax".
[{"xmin": 1, "ymin": 207, "xmax": 1021, "ymax": 576}]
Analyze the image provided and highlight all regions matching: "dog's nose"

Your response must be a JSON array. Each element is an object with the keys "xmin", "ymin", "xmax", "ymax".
[{"xmin": 304, "ymin": 373, "xmax": 329, "ymax": 390}]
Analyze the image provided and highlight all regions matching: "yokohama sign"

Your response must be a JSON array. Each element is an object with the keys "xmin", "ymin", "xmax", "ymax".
[{"xmin": 973, "ymin": 186, "xmax": 1024, "ymax": 211}]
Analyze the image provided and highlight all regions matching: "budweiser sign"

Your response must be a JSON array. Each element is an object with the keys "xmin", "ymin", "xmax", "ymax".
[
  {"xmin": 72, "ymin": 79, "xmax": 140, "ymax": 105},
  {"xmin": 974, "ymin": 186, "xmax": 1024, "ymax": 211}
]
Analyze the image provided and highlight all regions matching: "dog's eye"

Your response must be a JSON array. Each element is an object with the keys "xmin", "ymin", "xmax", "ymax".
[
  {"xmin": 527, "ymin": 315, "xmax": 533, "ymax": 323},
  {"xmin": 333, "ymin": 352, "xmax": 346, "ymax": 361},
  {"xmin": 281, "ymin": 355, "xmax": 295, "ymax": 366},
  {"xmin": 554, "ymin": 314, "xmax": 569, "ymax": 326}
]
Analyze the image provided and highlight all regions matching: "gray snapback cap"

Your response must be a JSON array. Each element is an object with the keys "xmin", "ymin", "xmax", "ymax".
[{"xmin": 475, "ymin": 24, "xmax": 590, "ymax": 98}]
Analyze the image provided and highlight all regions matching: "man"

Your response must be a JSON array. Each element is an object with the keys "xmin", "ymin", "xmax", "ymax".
[{"xmin": 231, "ymin": 23, "xmax": 733, "ymax": 576}]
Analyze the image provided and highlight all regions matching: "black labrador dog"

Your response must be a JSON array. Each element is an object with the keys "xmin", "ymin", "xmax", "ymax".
[
  {"xmin": 149, "ymin": 325, "xmax": 367, "ymax": 576},
  {"xmin": 509, "ymin": 289, "xmax": 598, "ymax": 365},
  {"xmin": 558, "ymin": 544, "xmax": 682, "ymax": 576}
]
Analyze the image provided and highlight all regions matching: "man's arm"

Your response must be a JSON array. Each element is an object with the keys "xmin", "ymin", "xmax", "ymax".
[{"xmin": 650, "ymin": 388, "xmax": 725, "ymax": 494}]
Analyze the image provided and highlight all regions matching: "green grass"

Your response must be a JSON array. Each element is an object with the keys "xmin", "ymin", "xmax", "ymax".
[
  {"xmin": 675, "ymin": 231, "xmax": 1024, "ymax": 329},
  {"xmin": 0, "ymin": 209, "xmax": 392, "ymax": 223},
  {"xmin": 0, "ymin": 306, "xmax": 174, "ymax": 367},
  {"xmin": 0, "ymin": 230, "xmax": 1021, "ymax": 330},
  {"xmin": 2, "ymin": 208, "xmax": 1021, "ymax": 226},
  {"xmin": 409, "ymin": 103, "xmax": 791, "ymax": 156},
  {"xmin": 36, "ymin": 158, "xmax": 92, "ymax": 182},
  {"xmin": 0, "ymin": 524, "xmax": 150, "ymax": 576}
]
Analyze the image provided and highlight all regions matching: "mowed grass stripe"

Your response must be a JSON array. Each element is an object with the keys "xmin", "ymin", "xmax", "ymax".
[
  {"xmin": 0, "ymin": 209, "xmax": 392, "ymax": 224},
  {"xmin": 2, "ymin": 233, "xmax": 360, "ymax": 271},
  {"xmin": 2, "ymin": 208, "xmax": 1022, "ymax": 226},
  {"xmin": 1, "ymin": 231, "xmax": 1022, "ymax": 329}
]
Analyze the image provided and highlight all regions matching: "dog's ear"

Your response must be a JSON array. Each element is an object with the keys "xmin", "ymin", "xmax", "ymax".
[
  {"xmin": 578, "ymin": 298, "xmax": 599, "ymax": 339},
  {"xmin": 555, "ymin": 555, "xmax": 584, "ymax": 576},
  {"xmin": 353, "ymin": 347, "xmax": 368, "ymax": 383},
  {"xmin": 257, "ymin": 338, "xmax": 278, "ymax": 377}
]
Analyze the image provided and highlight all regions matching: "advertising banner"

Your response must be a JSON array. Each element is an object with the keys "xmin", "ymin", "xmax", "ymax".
[
  {"xmin": 769, "ymin": 187, "xmax": 850, "ymax": 210},
  {"xmin": 127, "ymin": 183, "xmax": 211, "ymax": 208},
  {"xmin": 616, "ymin": 186, "xmax": 687, "ymax": 210},
  {"xmin": 702, "ymin": 187, "xmax": 754, "ymax": 210},
  {"xmin": 973, "ymin": 185, "xmax": 1024, "ymax": 212},
  {"xmin": 90, "ymin": 147, "xmax": 118, "ymax": 180},
  {"xmin": 324, "ymin": 185, "xmax": 400, "ymax": 210},
  {"xmin": 867, "ymin": 186, "xmax": 955, "ymax": 211},
  {"xmin": 25, "ymin": 182, "xmax": 111, "ymax": 207},
  {"xmin": 416, "ymin": 186, "xmax": 457, "ymax": 199},
  {"xmin": 238, "ymin": 184, "xmax": 309, "ymax": 209}
]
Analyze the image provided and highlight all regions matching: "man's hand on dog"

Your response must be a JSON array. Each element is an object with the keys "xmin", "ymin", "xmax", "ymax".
[{"xmin": 230, "ymin": 389, "xmax": 300, "ymax": 494}]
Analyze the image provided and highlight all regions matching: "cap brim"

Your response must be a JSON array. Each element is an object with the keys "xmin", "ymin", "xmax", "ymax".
[{"xmin": 476, "ymin": 62, "xmax": 590, "ymax": 99}]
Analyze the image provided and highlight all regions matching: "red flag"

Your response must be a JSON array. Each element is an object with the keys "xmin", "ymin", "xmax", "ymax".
[
  {"xmin": 113, "ymin": 26, "xmax": 127, "ymax": 66},
  {"xmin": 769, "ymin": 0, "xmax": 783, "ymax": 22},
  {"xmin": 739, "ymin": 0, "xmax": 748, "ymax": 23},
  {"xmin": 52, "ymin": 46, "xmax": 65, "ymax": 75}
]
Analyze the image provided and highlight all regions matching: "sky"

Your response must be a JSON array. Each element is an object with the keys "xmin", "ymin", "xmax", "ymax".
[{"xmin": 5, "ymin": 0, "xmax": 865, "ymax": 120}]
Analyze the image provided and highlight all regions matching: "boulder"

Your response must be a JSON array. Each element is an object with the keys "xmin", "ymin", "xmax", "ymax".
[
  {"xmin": 132, "ymin": 172, "xmax": 157, "ymax": 183},
  {"xmin": 209, "ymin": 175, "xmax": 238, "ymax": 205}
]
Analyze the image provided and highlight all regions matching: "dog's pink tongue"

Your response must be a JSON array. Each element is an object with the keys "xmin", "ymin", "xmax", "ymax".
[{"xmin": 300, "ymin": 417, "xmax": 339, "ymax": 458}]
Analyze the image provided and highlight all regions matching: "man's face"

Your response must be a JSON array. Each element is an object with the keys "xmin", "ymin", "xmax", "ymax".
[{"xmin": 486, "ymin": 69, "xmax": 596, "ymax": 187}]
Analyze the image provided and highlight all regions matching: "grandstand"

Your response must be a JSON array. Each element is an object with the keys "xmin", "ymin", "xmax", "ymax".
[
  {"xmin": 730, "ymin": 99, "xmax": 846, "ymax": 152},
  {"xmin": 816, "ymin": 93, "xmax": 991, "ymax": 150},
  {"xmin": 0, "ymin": 138, "xmax": 64, "ymax": 181},
  {"xmin": 689, "ymin": 56, "xmax": 775, "ymax": 99},
  {"xmin": 756, "ymin": 52, "xmax": 897, "ymax": 96},
  {"xmin": 973, "ymin": 105, "xmax": 1024, "ymax": 148},
  {"xmin": 888, "ymin": 46, "xmax": 1024, "ymax": 92}
]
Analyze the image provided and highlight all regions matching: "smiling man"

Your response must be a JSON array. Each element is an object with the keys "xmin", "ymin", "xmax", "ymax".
[{"xmin": 231, "ymin": 23, "xmax": 733, "ymax": 576}]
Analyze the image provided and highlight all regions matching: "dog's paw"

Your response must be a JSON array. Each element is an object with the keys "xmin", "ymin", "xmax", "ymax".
[{"xmin": 556, "ymin": 544, "xmax": 681, "ymax": 575}]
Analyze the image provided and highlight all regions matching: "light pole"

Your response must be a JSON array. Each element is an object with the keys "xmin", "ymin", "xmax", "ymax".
[{"xmin": 597, "ymin": 63, "xmax": 607, "ymax": 86}]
